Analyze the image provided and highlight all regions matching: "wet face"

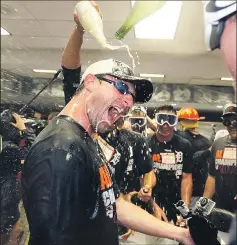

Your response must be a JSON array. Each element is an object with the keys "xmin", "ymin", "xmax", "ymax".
[
  {"xmin": 220, "ymin": 15, "xmax": 236, "ymax": 88},
  {"xmin": 84, "ymin": 74, "xmax": 135, "ymax": 134},
  {"xmin": 156, "ymin": 110, "xmax": 175, "ymax": 137}
]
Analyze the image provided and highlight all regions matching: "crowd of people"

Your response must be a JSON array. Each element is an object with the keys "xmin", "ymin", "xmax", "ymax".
[{"xmin": 0, "ymin": 1, "xmax": 236, "ymax": 245}]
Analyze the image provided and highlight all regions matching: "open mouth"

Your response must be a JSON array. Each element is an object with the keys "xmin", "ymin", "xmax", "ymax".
[{"xmin": 108, "ymin": 106, "xmax": 122, "ymax": 123}]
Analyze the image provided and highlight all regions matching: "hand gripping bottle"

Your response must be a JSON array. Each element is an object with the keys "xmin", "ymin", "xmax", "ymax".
[
  {"xmin": 115, "ymin": 1, "xmax": 166, "ymax": 40},
  {"xmin": 75, "ymin": 1, "xmax": 107, "ymax": 48}
]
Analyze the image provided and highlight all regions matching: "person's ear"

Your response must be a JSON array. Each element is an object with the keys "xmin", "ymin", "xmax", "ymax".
[{"xmin": 83, "ymin": 74, "xmax": 99, "ymax": 92}]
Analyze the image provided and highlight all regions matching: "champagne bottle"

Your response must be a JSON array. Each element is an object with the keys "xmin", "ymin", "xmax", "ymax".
[
  {"xmin": 75, "ymin": 1, "xmax": 107, "ymax": 48},
  {"xmin": 115, "ymin": 1, "xmax": 166, "ymax": 40}
]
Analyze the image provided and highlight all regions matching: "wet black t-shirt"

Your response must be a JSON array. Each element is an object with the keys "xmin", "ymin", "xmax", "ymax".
[
  {"xmin": 0, "ymin": 142, "xmax": 25, "ymax": 232},
  {"xmin": 209, "ymin": 135, "xmax": 237, "ymax": 212},
  {"xmin": 105, "ymin": 129, "xmax": 153, "ymax": 193},
  {"xmin": 176, "ymin": 129, "xmax": 211, "ymax": 196},
  {"xmin": 61, "ymin": 66, "xmax": 153, "ymax": 193},
  {"xmin": 22, "ymin": 116, "xmax": 120, "ymax": 245},
  {"xmin": 148, "ymin": 133, "xmax": 193, "ymax": 197}
]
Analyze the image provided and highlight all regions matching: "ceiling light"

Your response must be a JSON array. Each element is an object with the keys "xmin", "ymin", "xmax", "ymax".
[
  {"xmin": 1, "ymin": 27, "xmax": 10, "ymax": 36},
  {"xmin": 171, "ymin": 103, "xmax": 177, "ymax": 106},
  {"xmin": 33, "ymin": 69, "xmax": 57, "ymax": 74},
  {"xmin": 216, "ymin": 105, "xmax": 223, "ymax": 108},
  {"xmin": 140, "ymin": 73, "xmax": 165, "ymax": 78},
  {"xmin": 221, "ymin": 77, "xmax": 234, "ymax": 81},
  {"xmin": 131, "ymin": 1, "xmax": 183, "ymax": 39}
]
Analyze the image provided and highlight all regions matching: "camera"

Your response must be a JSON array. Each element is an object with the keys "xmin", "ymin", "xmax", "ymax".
[
  {"xmin": 195, "ymin": 197, "xmax": 216, "ymax": 216},
  {"xmin": 175, "ymin": 198, "xmax": 220, "ymax": 245},
  {"xmin": 174, "ymin": 200, "xmax": 190, "ymax": 219}
]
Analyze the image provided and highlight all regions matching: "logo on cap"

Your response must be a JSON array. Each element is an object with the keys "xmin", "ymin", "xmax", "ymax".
[{"xmin": 112, "ymin": 60, "xmax": 134, "ymax": 76}]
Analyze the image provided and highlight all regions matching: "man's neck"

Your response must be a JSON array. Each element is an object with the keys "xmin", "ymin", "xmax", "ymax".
[{"xmin": 58, "ymin": 95, "xmax": 93, "ymax": 137}]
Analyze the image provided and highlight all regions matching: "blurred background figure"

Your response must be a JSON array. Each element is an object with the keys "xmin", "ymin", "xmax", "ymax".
[
  {"xmin": 177, "ymin": 106, "xmax": 211, "ymax": 206},
  {"xmin": 148, "ymin": 105, "xmax": 193, "ymax": 227},
  {"xmin": 203, "ymin": 102, "xmax": 237, "ymax": 231},
  {"xmin": 0, "ymin": 110, "xmax": 35, "ymax": 245},
  {"xmin": 177, "ymin": 106, "xmax": 210, "ymax": 151},
  {"xmin": 128, "ymin": 106, "xmax": 148, "ymax": 136}
]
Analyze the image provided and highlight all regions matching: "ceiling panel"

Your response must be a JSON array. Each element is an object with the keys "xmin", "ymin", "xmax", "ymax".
[
  {"xmin": 1, "ymin": 19, "xmax": 75, "ymax": 38},
  {"xmin": 0, "ymin": 1, "xmax": 232, "ymax": 88},
  {"xmin": 13, "ymin": 36, "xmax": 68, "ymax": 49},
  {"xmin": 19, "ymin": 1, "xmax": 78, "ymax": 21},
  {"xmin": 1, "ymin": 36, "xmax": 26, "ymax": 49},
  {"xmin": 1, "ymin": 1, "xmax": 34, "ymax": 20}
]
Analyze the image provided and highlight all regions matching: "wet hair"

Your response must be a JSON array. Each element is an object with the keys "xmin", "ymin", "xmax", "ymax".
[
  {"xmin": 156, "ymin": 105, "xmax": 177, "ymax": 114},
  {"xmin": 48, "ymin": 112, "xmax": 59, "ymax": 121}
]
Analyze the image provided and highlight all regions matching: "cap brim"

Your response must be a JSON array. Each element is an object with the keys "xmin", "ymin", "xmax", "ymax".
[
  {"xmin": 222, "ymin": 112, "xmax": 237, "ymax": 117},
  {"xmin": 110, "ymin": 73, "xmax": 153, "ymax": 103}
]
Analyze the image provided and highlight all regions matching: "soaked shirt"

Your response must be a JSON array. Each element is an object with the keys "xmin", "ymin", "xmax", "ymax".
[
  {"xmin": 0, "ymin": 135, "xmax": 33, "ymax": 232},
  {"xmin": 61, "ymin": 66, "xmax": 153, "ymax": 193},
  {"xmin": 21, "ymin": 116, "xmax": 119, "ymax": 245},
  {"xmin": 105, "ymin": 129, "xmax": 153, "ymax": 194},
  {"xmin": 209, "ymin": 135, "xmax": 237, "ymax": 212}
]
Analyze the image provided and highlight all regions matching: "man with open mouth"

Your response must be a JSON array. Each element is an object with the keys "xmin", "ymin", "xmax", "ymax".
[{"xmin": 21, "ymin": 2, "xmax": 195, "ymax": 245}]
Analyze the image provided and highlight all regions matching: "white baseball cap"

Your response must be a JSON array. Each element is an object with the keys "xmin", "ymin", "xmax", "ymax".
[
  {"xmin": 202, "ymin": 0, "xmax": 236, "ymax": 50},
  {"xmin": 81, "ymin": 59, "xmax": 153, "ymax": 103}
]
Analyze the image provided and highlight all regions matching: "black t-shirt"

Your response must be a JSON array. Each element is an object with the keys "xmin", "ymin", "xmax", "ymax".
[
  {"xmin": 21, "ymin": 116, "xmax": 120, "ymax": 245},
  {"xmin": 105, "ymin": 129, "xmax": 153, "ymax": 193},
  {"xmin": 0, "ymin": 141, "xmax": 26, "ymax": 178},
  {"xmin": 0, "ymin": 135, "xmax": 34, "ymax": 231},
  {"xmin": 209, "ymin": 135, "xmax": 237, "ymax": 212},
  {"xmin": 148, "ymin": 133, "xmax": 193, "ymax": 197},
  {"xmin": 176, "ymin": 130, "xmax": 211, "ymax": 152},
  {"xmin": 176, "ymin": 129, "xmax": 211, "ymax": 196},
  {"xmin": 61, "ymin": 66, "xmax": 153, "ymax": 193}
]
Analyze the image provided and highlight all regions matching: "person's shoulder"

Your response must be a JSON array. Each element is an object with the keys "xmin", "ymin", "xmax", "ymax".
[
  {"xmin": 175, "ymin": 129, "xmax": 185, "ymax": 137},
  {"xmin": 119, "ymin": 129, "xmax": 143, "ymax": 141},
  {"xmin": 173, "ymin": 133, "xmax": 192, "ymax": 146},
  {"xmin": 214, "ymin": 129, "xmax": 229, "ymax": 141},
  {"xmin": 147, "ymin": 133, "xmax": 156, "ymax": 146},
  {"xmin": 213, "ymin": 135, "xmax": 229, "ymax": 146},
  {"xmin": 1, "ymin": 142, "xmax": 21, "ymax": 158},
  {"xmin": 31, "ymin": 117, "xmax": 89, "ymax": 157}
]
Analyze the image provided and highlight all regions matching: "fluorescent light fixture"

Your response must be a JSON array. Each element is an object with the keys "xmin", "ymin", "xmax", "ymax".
[
  {"xmin": 221, "ymin": 77, "xmax": 234, "ymax": 81},
  {"xmin": 131, "ymin": 1, "xmax": 183, "ymax": 39},
  {"xmin": 171, "ymin": 103, "xmax": 177, "ymax": 106},
  {"xmin": 1, "ymin": 27, "xmax": 10, "ymax": 36},
  {"xmin": 216, "ymin": 105, "xmax": 223, "ymax": 108},
  {"xmin": 140, "ymin": 73, "xmax": 165, "ymax": 78},
  {"xmin": 33, "ymin": 69, "xmax": 57, "ymax": 74}
]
